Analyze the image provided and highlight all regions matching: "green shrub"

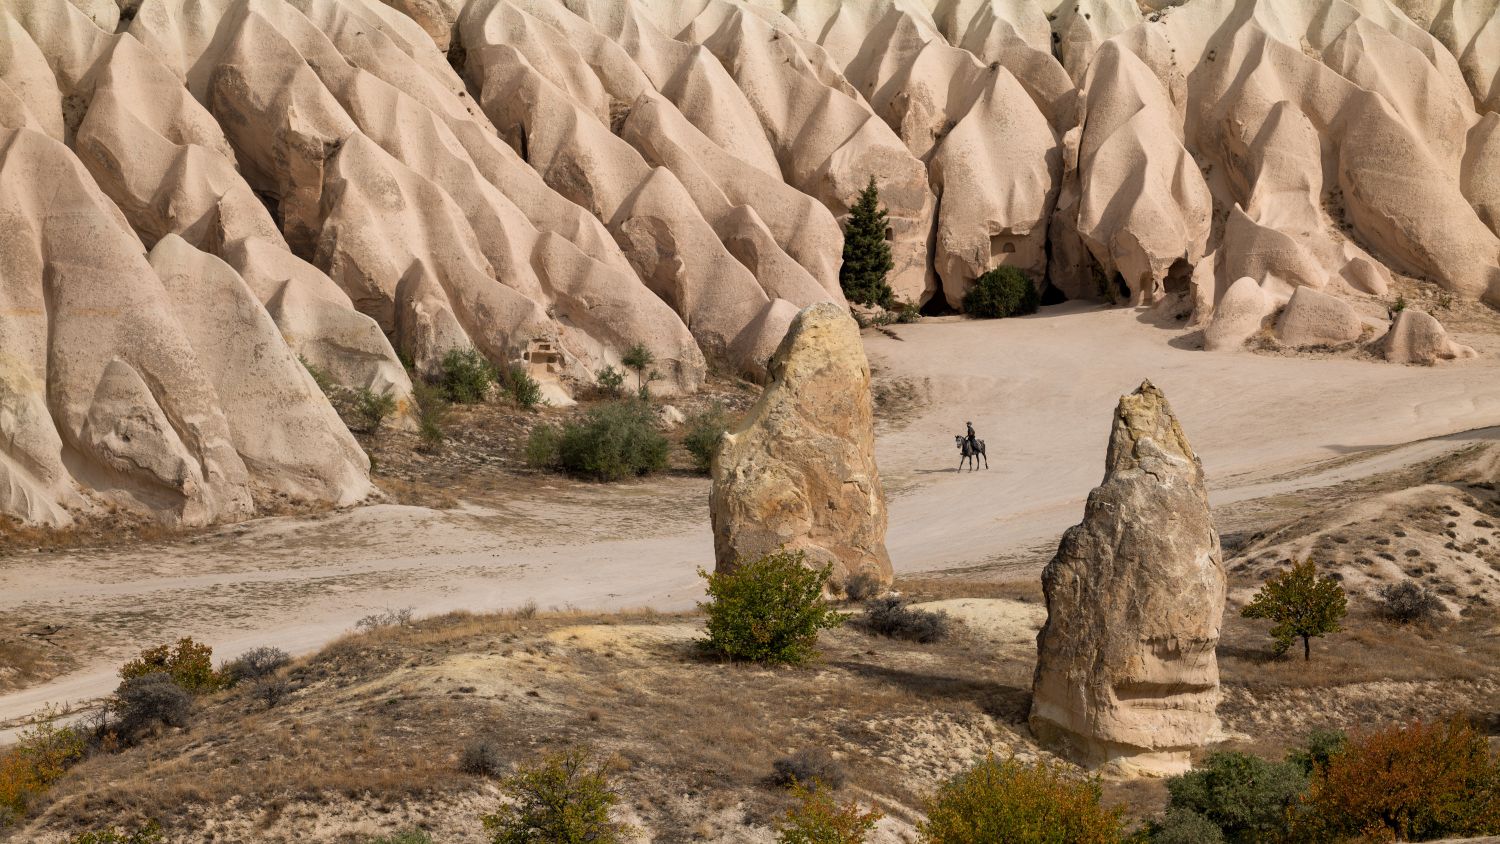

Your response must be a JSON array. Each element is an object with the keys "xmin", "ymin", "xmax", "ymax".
[
  {"xmin": 480, "ymin": 747, "xmax": 633, "ymax": 844},
  {"xmin": 1150, "ymin": 808, "xmax": 1225, "ymax": 844},
  {"xmin": 119, "ymin": 637, "xmax": 220, "ymax": 694},
  {"xmin": 1286, "ymin": 728, "xmax": 1347, "ymax": 776},
  {"xmin": 963, "ymin": 267, "xmax": 1039, "ymax": 319},
  {"xmin": 699, "ymin": 550, "xmax": 847, "ymax": 665},
  {"xmin": 504, "ymin": 367, "xmax": 544, "ymax": 410},
  {"xmin": 440, "ymin": 347, "xmax": 497, "ymax": 404},
  {"xmin": 112, "ymin": 673, "xmax": 193, "ymax": 741},
  {"xmin": 1157, "ymin": 751, "xmax": 1306, "ymax": 844},
  {"xmin": 918, "ymin": 756, "xmax": 1127, "ymax": 844},
  {"xmin": 839, "ymin": 176, "xmax": 895, "ymax": 308},
  {"xmin": 555, "ymin": 400, "xmax": 669, "ymax": 481},
  {"xmin": 68, "ymin": 822, "xmax": 164, "ymax": 844},
  {"xmin": 595, "ymin": 365, "xmax": 626, "ymax": 398},
  {"xmin": 776, "ymin": 783, "xmax": 882, "ymax": 844},
  {"xmin": 1297, "ymin": 718, "xmax": 1500, "ymax": 842},
  {"xmin": 353, "ymin": 388, "xmax": 397, "ymax": 433},
  {"xmin": 621, "ymin": 343, "xmax": 656, "ymax": 398},
  {"xmin": 1241, "ymin": 558, "xmax": 1347, "ymax": 660},
  {"xmin": 683, "ymin": 402, "xmax": 730, "ymax": 474},
  {"xmin": 526, "ymin": 423, "xmax": 562, "ymax": 470},
  {"xmin": 411, "ymin": 379, "xmax": 449, "ymax": 451},
  {"xmin": 368, "ymin": 833, "xmax": 432, "ymax": 844}
]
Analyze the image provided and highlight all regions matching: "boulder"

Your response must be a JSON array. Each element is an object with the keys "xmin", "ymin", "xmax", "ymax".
[
  {"xmin": 1204, "ymin": 277, "xmax": 1271, "ymax": 351},
  {"xmin": 709, "ymin": 303, "xmax": 892, "ymax": 592},
  {"xmin": 1372, "ymin": 309, "xmax": 1478, "ymax": 365},
  {"xmin": 1030, "ymin": 381, "xmax": 1225, "ymax": 777},
  {"xmin": 1274, "ymin": 287, "xmax": 1365, "ymax": 347}
]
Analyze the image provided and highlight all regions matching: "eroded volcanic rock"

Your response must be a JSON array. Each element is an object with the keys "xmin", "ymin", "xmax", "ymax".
[
  {"xmin": 1030, "ymin": 380, "xmax": 1225, "ymax": 776},
  {"xmin": 709, "ymin": 302, "xmax": 891, "ymax": 592}
]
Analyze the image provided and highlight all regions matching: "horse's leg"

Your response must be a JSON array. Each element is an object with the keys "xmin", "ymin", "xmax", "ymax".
[{"xmin": 982, "ymin": 449, "xmax": 989, "ymax": 469}]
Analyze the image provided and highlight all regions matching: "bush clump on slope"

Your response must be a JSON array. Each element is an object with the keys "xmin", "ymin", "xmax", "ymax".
[
  {"xmin": 119, "ymin": 637, "xmax": 221, "ymax": 694},
  {"xmin": 480, "ymin": 747, "xmax": 633, "ymax": 844},
  {"xmin": 527, "ymin": 400, "xmax": 670, "ymax": 481},
  {"xmin": 963, "ymin": 266, "xmax": 1039, "ymax": 319},
  {"xmin": 1152, "ymin": 751, "xmax": 1307, "ymax": 843},
  {"xmin": 699, "ymin": 550, "xmax": 847, "ymax": 665},
  {"xmin": 439, "ymin": 348, "xmax": 498, "ymax": 404},
  {"xmin": 682, "ymin": 402, "xmax": 730, "ymax": 474},
  {"xmin": 776, "ymin": 783, "xmax": 882, "ymax": 844},
  {"xmin": 918, "ymin": 755, "xmax": 1127, "ymax": 844}
]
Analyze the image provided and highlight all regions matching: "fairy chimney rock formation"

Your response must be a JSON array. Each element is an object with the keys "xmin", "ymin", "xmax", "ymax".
[
  {"xmin": 1030, "ymin": 381, "xmax": 1225, "ymax": 777},
  {"xmin": 709, "ymin": 302, "xmax": 892, "ymax": 591}
]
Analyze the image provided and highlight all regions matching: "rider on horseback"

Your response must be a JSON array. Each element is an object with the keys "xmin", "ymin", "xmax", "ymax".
[{"xmin": 965, "ymin": 421, "xmax": 978, "ymax": 452}]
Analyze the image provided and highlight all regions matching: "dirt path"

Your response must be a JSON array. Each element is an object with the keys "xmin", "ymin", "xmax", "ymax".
[{"xmin": 5, "ymin": 303, "xmax": 1500, "ymax": 739}]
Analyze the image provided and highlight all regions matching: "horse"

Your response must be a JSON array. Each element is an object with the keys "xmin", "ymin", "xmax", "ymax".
[{"xmin": 955, "ymin": 435, "xmax": 988, "ymax": 471}]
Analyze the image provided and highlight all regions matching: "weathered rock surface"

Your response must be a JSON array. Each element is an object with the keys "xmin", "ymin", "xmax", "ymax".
[
  {"xmin": 709, "ymin": 303, "xmax": 891, "ymax": 591},
  {"xmin": 3, "ymin": 0, "xmax": 1499, "ymax": 528},
  {"xmin": 1275, "ymin": 287, "xmax": 1365, "ymax": 348},
  {"xmin": 1031, "ymin": 381, "xmax": 1225, "ymax": 777},
  {"xmin": 1373, "ymin": 309, "xmax": 1478, "ymax": 365}
]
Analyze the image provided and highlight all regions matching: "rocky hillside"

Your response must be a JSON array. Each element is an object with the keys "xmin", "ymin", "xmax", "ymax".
[{"xmin": 2, "ymin": 0, "xmax": 1497, "ymax": 529}]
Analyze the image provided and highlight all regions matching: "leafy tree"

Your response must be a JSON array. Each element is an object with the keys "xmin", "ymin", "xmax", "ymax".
[
  {"xmin": 838, "ymin": 177, "xmax": 894, "ymax": 308},
  {"xmin": 439, "ymin": 348, "xmax": 498, "ymax": 404},
  {"xmin": 119, "ymin": 637, "xmax": 221, "ymax": 693},
  {"xmin": 620, "ymin": 344, "xmax": 656, "ymax": 398},
  {"xmin": 699, "ymin": 550, "xmax": 848, "ymax": 665},
  {"xmin": 480, "ymin": 747, "xmax": 633, "ymax": 844},
  {"xmin": 1240, "ymin": 558, "xmax": 1347, "ymax": 660},
  {"xmin": 776, "ymin": 782, "xmax": 883, "ymax": 844},
  {"xmin": 963, "ymin": 266, "xmax": 1039, "ymax": 318},
  {"xmin": 918, "ymin": 756, "xmax": 1127, "ymax": 844},
  {"xmin": 0, "ymin": 709, "xmax": 86, "ymax": 820},
  {"xmin": 595, "ymin": 365, "xmax": 626, "ymax": 398},
  {"xmin": 1296, "ymin": 719, "xmax": 1500, "ymax": 842},
  {"xmin": 1157, "ymin": 751, "xmax": 1307, "ymax": 843},
  {"xmin": 1286, "ymin": 729, "xmax": 1348, "ymax": 776}
]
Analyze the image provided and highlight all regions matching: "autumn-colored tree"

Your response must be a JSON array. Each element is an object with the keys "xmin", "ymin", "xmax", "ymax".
[
  {"xmin": 119, "ymin": 637, "xmax": 221, "ymax": 693},
  {"xmin": 1241, "ymin": 558, "xmax": 1347, "ymax": 660},
  {"xmin": 776, "ymin": 783, "xmax": 883, "ymax": 844},
  {"xmin": 1296, "ymin": 719, "xmax": 1500, "ymax": 842},
  {"xmin": 0, "ymin": 710, "xmax": 86, "ymax": 820}
]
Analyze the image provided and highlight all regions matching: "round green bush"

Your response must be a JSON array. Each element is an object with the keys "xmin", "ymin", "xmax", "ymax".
[
  {"xmin": 963, "ymin": 267, "xmax": 1039, "ymax": 319},
  {"xmin": 699, "ymin": 551, "xmax": 847, "ymax": 665},
  {"xmin": 919, "ymin": 756, "xmax": 1127, "ymax": 844},
  {"xmin": 556, "ymin": 400, "xmax": 669, "ymax": 481}
]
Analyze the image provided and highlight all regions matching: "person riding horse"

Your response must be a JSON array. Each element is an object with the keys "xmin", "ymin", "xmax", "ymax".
[
  {"xmin": 965, "ymin": 422, "xmax": 978, "ymax": 452},
  {"xmin": 956, "ymin": 422, "xmax": 988, "ymax": 471}
]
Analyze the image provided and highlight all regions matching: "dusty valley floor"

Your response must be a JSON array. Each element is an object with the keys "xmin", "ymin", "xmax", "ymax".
[{"xmin": 4, "ymin": 306, "xmax": 1500, "ymax": 840}]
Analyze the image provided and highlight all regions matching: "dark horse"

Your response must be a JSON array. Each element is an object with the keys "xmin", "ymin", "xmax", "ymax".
[{"xmin": 954, "ymin": 435, "xmax": 988, "ymax": 471}]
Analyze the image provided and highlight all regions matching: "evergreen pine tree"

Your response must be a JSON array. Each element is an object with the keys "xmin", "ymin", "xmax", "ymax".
[{"xmin": 839, "ymin": 176, "xmax": 895, "ymax": 308}]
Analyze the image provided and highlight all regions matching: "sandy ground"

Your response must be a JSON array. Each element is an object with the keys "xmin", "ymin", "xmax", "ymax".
[{"xmin": 5, "ymin": 302, "xmax": 1500, "ymax": 739}]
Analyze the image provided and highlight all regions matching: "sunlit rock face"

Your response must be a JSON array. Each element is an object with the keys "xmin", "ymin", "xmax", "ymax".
[
  {"xmin": 3, "ymin": 0, "xmax": 1498, "ymax": 528},
  {"xmin": 1030, "ymin": 381, "xmax": 1225, "ymax": 777}
]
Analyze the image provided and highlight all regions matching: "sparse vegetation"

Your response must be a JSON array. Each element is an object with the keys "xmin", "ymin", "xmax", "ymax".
[
  {"xmin": 221, "ymin": 646, "xmax": 291, "ymax": 686},
  {"xmin": 1154, "ymin": 751, "xmax": 1306, "ymax": 843},
  {"xmin": 356, "ymin": 607, "xmax": 415, "ymax": 632},
  {"xmin": 480, "ymin": 747, "xmax": 633, "ymax": 844},
  {"xmin": 839, "ymin": 176, "xmax": 895, "ymax": 308},
  {"xmin": 67, "ymin": 822, "xmax": 164, "ymax": 844},
  {"xmin": 1376, "ymin": 579, "xmax": 1443, "ymax": 624},
  {"xmin": 0, "ymin": 710, "xmax": 86, "ymax": 821},
  {"xmin": 368, "ymin": 833, "xmax": 433, "ymax": 844},
  {"xmin": 699, "ymin": 550, "xmax": 848, "ymax": 665},
  {"xmin": 1296, "ymin": 718, "xmax": 1500, "ymax": 842},
  {"xmin": 111, "ymin": 673, "xmax": 193, "ymax": 741},
  {"xmin": 775, "ymin": 783, "xmax": 882, "ymax": 844},
  {"xmin": 119, "ymin": 637, "xmax": 221, "ymax": 694},
  {"xmin": 353, "ymin": 388, "xmax": 397, "ymax": 433},
  {"xmin": 300, "ymin": 355, "xmax": 337, "ymax": 395},
  {"xmin": 440, "ymin": 348, "xmax": 498, "ymax": 404},
  {"xmin": 918, "ymin": 756, "xmax": 1127, "ymax": 844},
  {"xmin": 842, "ymin": 571, "xmax": 883, "ymax": 602},
  {"xmin": 595, "ymin": 365, "xmax": 626, "ymax": 398},
  {"xmin": 503, "ymin": 366, "xmax": 544, "ymax": 410},
  {"xmin": 772, "ymin": 748, "xmax": 846, "ymax": 791},
  {"xmin": 682, "ymin": 402, "xmax": 730, "ymax": 474},
  {"xmin": 461, "ymin": 738, "xmax": 505, "ymax": 777},
  {"xmin": 859, "ymin": 596, "xmax": 951, "ymax": 643},
  {"xmin": 963, "ymin": 266, "xmax": 1039, "ymax": 319},
  {"xmin": 621, "ymin": 343, "xmax": 657, "ymax": 399},
  {"xmin": 411, "ymin": 379, "xmax": 449, "ymax": 451},
  {"xmin": 530, "ymin": 400, "xmax": 670, "ymax": 481},
  {"xmin": 1240, "ymin": 558, "xmax": 1348, "ymax": 660}
]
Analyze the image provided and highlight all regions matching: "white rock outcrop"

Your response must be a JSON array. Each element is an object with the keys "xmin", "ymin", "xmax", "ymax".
[
  {"xmin": 1031, "ymin": 381, "xmax": 1225, "ymax": 777},
  {"xmin": 1372, "ymin": 310, "xmax": 1479, "ymax": 365}
]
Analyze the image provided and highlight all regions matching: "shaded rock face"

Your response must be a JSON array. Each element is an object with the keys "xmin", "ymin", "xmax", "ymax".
[
  {"xmin": 1030, "ymin": 381, "xmax": 1225, "ymax": 777},
  {"xmin": 709, "ymin": 303, "xmax": 891, "ymax": 591}
]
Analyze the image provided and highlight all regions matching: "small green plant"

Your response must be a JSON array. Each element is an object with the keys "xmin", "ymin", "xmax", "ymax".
[
  {"xmin": 699, "ymin": 550, "xmax": 848, "ymax": 665},
  {"xmin": 776, "ymin": 782, "xmax": 883, "ymax": 844},
  {"xmin": 595, "ymin": 365, "xmax": 626, "ymax": 398},
  {"xmin": 503, "ymin": 366, "xmax": 544, "ymax": 410},
  {"xmin": 1154, "ymin": 751, "xmax": 1307, "ymax": 843},
  {"xmin": 918, "ymin": 756, "xmax": 1127, "ymax": 844},
  {"xmin": 119, "ymin": 637, "xmax": 221, "ymax": 693},
  {"xmin": 839, "ymin": 176, "xmax": 895, "ymax": 308},
  {"xmin": 1392, "ymin": 294, "xmax": 1407, "ymax": 313},
  {"xmin": 1240, "ymin": 558, "xmax": 1348, "ymax": 660},
  {"xmin": 480, "ymin": 747, "xmax": 633, "ymax": 844},
  {"xmin": 440, "ymin": 347, "xmax": 498, "ymax": 404},
  {"xmin": 963, "ymin": 266, "xmax": 1039, "ymax": 319},
  {"xmin": 682, "ymin": 402, "xmax": 730, "ymax": 474},
  {"xmin": 353, "ymin": 388, "xmax": 397, "ymax": 433},
  {"xmin": 300, "ymin": 355, "xmax": 336, "ymax": 395},
  {"xmin": 525, "ymin": 423, "xmax": 562, "ymax": 470},
  {"xmin": 368, "ymin": 833, "xmax": 433, "ymax": 844},
  {"xmin": 411, "ymin": 379, "xmax": 449, "ymax": 451},
  {"xmin": 621, "ymin": 344, "xmax": 656, "ymax": 397},
  {"xmin": 554, "ymin": 400, "xmax": 669, "ymax": 481},
  {"xmin": 68, "ymin": 822, "xmax": 164, "ymax": 844}
]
